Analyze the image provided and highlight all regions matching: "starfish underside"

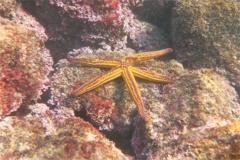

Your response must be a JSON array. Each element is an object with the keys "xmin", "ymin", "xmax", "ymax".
[{"xmin": 67, "ymin": 48, "xmax": 173, "ymax": 121}]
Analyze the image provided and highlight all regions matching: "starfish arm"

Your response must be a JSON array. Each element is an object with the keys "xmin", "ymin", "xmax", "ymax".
[
  {"xmin": 71, "ymin": 67, "xmax": 122, "ymax": 96},
  {"xmin": 67, "ymin": 56, "xmax": 121, "ymax": 68},
  {"xmin": 130, "ymin": 66, "xmax": 174, "ymax": 83},
  {"xmin": 125, "ymin": 48, "xmax": 173, "ymax": 64},
  {"xmin": 122, "ymin": 67, "xmax": 147, "ymax": 121}
]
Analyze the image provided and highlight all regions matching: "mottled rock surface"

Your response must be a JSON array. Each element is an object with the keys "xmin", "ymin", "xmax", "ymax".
[
  {"xmin": 19, "ymin": 0, "xmax": 170, "ymax": 62},
  {"xmin": 132, "ymin": 69, "xmax": 240, "ymax": 159},
  {"xmin": 0, "ymin": 0, "xmax": 17, "ymax": 19},
  {"xmin": 0, "ymin": 17, "xmax": 53, "ymax": 118},
  {"xmin": 150, "ymin": 120, "xmax": 240, "ymax": 159},
  {"xmin": 172, "ymin": 0, "xmax": 240, "ymax": 88},
  {"xmin": 0, "ymin": 103, "xmax": 132, "ymax": 160}
]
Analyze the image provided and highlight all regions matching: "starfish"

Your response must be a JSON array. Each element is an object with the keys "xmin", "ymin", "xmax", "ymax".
[{"xmin": 67, "ymin": 48, "xmax": 173, "ymax": 121}]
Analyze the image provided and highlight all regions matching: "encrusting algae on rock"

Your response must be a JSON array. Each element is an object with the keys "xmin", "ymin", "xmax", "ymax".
[
  {"xmin": 148, "ymin": 120, "xmax": 240, "ymax": 159},
  {"xmin": 0, "ymin": 103, "xmax": 133, "ymax": 160},
  {"xmin": 172, "ymin": 0, "xmax": 240, "ymax": 88},
  {"xmin": 19, "ymin": 0, "xmax": 170, "ymax": 62},
  {"xmin": 132, "ymin": 69, "xmax": 240, "ymax": 159},
  {"xmin": 0, "ymin": 17, "xmax": 53, "ymax": 118}
]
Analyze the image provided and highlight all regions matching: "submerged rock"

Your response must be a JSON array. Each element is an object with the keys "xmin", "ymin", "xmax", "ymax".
[
  {"xmin": 172, "ymin": 0, "xmax": 240, "ymax": 88},
  {"xmin": 19, "ymin": 0, "xmax": 170, "ymax": 62},
  {"xmin": 50, "ymin": 48, "xmax": 240, "ymax": 159},
  {"xmin": 132, "ymin": 68, "xmax": 240, "ymax": 159},
  {"xmin": 0, "ymin": 103, "xmax": 132, "ymax": 160},
  {"xmin": 0, "ymin": 0, "xmax": 18, "ymax": 19},
  {"xmin": 150, "ymin": 120, "xmax": 240, "ymax": 159},
  {"xmin": 0, "ymin": 17, "xmax": 53, "ymax": 118}
]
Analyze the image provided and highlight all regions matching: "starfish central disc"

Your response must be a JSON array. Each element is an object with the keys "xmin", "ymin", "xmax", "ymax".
[{"xmin": 67, "ymin": 48, "xmax": 173, "ymax": 121}]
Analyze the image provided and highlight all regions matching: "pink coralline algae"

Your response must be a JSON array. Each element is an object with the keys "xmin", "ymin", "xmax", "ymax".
[
  {"xmin": 47, "ymin": 0, "xmax": 121, "ymax": 35},
  {"xmin": 0, "ymin": 103, "xmax": 132, "ymax": 160},
  {"xmin": 0, "ymin": 17, "xmax": 53, "ymax": 118},
  {"xmin": 19, "ymin": 0, "xmax": 170, "ymax": 62},
  {"xmin": 19, "ymin": 0, "xmax": 124, "ymax": 61}
]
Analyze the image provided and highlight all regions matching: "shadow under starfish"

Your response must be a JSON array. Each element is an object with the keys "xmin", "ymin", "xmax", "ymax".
[{"xmin": 67, "ymin": 48, "xmax": 174, "ymax": 121}]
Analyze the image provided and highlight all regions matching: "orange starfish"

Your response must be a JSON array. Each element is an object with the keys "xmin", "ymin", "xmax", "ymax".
[{"xmin": 67, "ymin": 48, "xmax": 173, "ymax": 121}]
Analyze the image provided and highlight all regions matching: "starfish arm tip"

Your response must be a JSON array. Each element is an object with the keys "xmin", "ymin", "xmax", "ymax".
[
  {"xmin": 70, "ymin": 90, "xmax": 79, "ymax": 97},
  {"xmin": 168, "ymin": 78, "xmax": 174, "ymax": 83},
  {"xmin": 166, "ymin": 48, "xmax": 173, "ymax": 53},
  {"xmin": 141, "ymin": 114, "xmax": 147, "ymax": 122},
  {"xmin": 67, "ymin": 56, "xmax": 73, "ymax": 62}
]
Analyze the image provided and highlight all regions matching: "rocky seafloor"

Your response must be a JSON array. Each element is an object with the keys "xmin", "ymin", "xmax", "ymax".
[{"xmin": 0, "ymin": 0, "xmax": 239, "ymax": 159}]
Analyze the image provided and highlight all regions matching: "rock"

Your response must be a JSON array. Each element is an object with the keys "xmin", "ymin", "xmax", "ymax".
[
  {"xmin": 126, "ymin": 0, "xmax": 174, "ymax": 30},
  {"xmin": 172, "ymin": 0, "xmax": 240, "ymax": 88},
  {"xmin": 19, "ymin": 0, "xmax": 171, "ymax": 62},
  {"xmin": 0, "ymin": 103, "xmax": 132, "ymax": 160},
  {"xmin": 132, "ymin": 68, "xmax": 240, "ymax": 159},
  {"xmin": 0, "ymin": 17, "xmax": 53, "ymax": 118},
  {"xmin": 150, "ymin": 120, "xmax": 240, "ymax": 159},
  {"xmin": 0, "ymin": 0, "xmax": 17, "ymax": 19}
]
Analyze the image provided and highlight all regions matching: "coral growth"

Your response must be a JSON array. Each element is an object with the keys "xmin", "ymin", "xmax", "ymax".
[
  {"xmin": 0, "ymin": 103, "xmax": 132, "ymax": 159},
  {"xmin": 0, "ymin": 0, "xmax": 48, "ymax": 42},
  {"xmin": 0, "ymin": 17, "xmax": 53, "ymax": 117}
]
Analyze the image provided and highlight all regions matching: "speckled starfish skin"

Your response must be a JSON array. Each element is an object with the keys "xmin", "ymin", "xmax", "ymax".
[{"xmin": 67, "ymin": 48, "xmax": 173, "ymax": 121}]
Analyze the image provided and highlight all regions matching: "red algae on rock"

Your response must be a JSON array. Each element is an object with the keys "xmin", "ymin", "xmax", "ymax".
[
  {"xmin": 0, "ymin": 17, "xmax": 53, "ymax": 118},
  {"xmin": 0, "ymin": 103, "xmax": 132, "ymax": 160},
  {"xmin": 19, "ymin": 0, "xmax": 170, "ymax": 62},
  {"xmin": 19, "ymin": 0, "xmax": 124, "ymax": 61}
]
